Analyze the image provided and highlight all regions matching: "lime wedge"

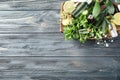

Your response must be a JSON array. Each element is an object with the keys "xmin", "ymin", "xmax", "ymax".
[{"xmin": 63, "ymin": 1, "xmax": 75, "ymax": 14}]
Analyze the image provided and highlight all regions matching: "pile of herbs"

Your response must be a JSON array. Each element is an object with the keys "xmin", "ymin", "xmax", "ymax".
[{"xmin": 63, "ymin": 0, "xmax": 117, "ymax": 43}]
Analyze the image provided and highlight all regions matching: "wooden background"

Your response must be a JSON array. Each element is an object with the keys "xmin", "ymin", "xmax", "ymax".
[{"xmin": 0, "ymin": 0, "xmax": 120, "ymax": 80}]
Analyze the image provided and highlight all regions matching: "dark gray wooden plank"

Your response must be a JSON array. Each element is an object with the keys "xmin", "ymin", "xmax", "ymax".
[
  {"xmin": 0, "ymin": 33, "xmax": 120, "ymax": 56},
  {"xmin": 0, "ymin": 75, "xmax": 118, "ymax": 80},
  {"xmin": 0, "ymin": 48, "xmax": 120, "ymax": 56},
  {"xmin": 0, "ymin": 77, "xmax": 118, "ymax": 80},
  {"xmin": 0, "ymin": 72, "xmax": 118, "ymax": 80},
  {"xmin": 0, "ymin": 0, "xmax": 65, "ymax": 10},
  {"xmin": 0, "ymin": 57, "xmax": 118, "ymax": 80},
  {"xmin": 0, "ymin": 0, "xmax": 118, "ymax": 11},
  {"xmin": 0, "ymin": 0, "xmax": 119, "ymax": 80},
  {"xmin": 0, "ymin": 11, "xmax": 60, "ymax": 33}
]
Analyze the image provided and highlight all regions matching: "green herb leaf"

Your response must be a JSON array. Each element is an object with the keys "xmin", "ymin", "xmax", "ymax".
[
  {"xmin": 73, "ymin": 33, "xmax": 79, "ymax": 39},
  {"xmin": 106, "ymin": 1, "xmax": 115, "ymax": 14},
  {"xmin": 102, "ymin": 19, "xmax": 107, "ymax": 34},
  {"xmin": 92, "ymin": 0, "xmax": 101, "ymax": 18},
  {"xmin": 63, "ymin": 27, "xmax": 72, "ymax": 40}
]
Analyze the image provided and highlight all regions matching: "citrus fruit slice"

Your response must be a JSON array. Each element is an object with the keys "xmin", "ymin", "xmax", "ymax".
[
  {"xmin": 62, "ymin": 18, "xmax": 72, "ymax": 26},
  {"xmin": 112, "ymin": 12, "xmax": 120, "ymax": 25},
  {"xmin": 63, "ymin": 1, "xmax": 75, "ymax": 14}
]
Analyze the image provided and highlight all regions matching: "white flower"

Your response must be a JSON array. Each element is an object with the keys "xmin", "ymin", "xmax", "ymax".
[{"xmin": 88, "ymin": 14, "xmax": 94, "ymax": 19}]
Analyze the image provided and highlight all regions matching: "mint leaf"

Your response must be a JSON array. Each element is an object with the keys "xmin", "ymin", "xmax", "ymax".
[{"xmin": 92, "ymin": 1, "xmax": 101, "ymax": 18}]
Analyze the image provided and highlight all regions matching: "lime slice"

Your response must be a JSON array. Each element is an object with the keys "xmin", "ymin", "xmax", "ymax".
[
  {"xmin": 63, "ymin": 1, "xmax": 75, "ymax": 14},
  {"xmin": 62, "ymin": 19, "xmax": 70, "ymax": 26},
  {"xmin": 112, "ymin": 13, "xmax": 120, "ymax": 25},
  {"xmin": 62, "ymin": 18, "xmax": 72, "ymax": 26}
]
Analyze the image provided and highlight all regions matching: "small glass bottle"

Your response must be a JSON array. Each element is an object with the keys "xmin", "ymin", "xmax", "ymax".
[{"xmin": 108, "ymin": 24, "xmax": 118, "ymax": 38}]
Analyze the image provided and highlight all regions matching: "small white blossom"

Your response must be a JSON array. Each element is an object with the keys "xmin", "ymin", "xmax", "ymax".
[{"xmin": 88, "ymin": 14, "xmax": 93, "ymax": 19}]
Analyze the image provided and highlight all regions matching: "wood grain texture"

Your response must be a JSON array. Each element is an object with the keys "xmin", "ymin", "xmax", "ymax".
[
  {"xmin": 0, "ymin": 0, "xmax": 116, "ymax": 11},
  {"xmin": 0, "ymin": 34, "xmax": 120, "ymax": 56},
  {"xmin": 0, "ymin": 33, "xmax": 119, "ymax": 79},
  {"xmin": 0, "ymin": 57, "xmax": 118, "ymax": 80},
  {"xmin": 0, "ymin": 0, "xmax": 120, "ymax": 80},
  {"xmin": 0, "ymin": 0, "xmax": 65, "ymax": 10},
  {"xmin": 0, "ymin": 11, "xmax": 60, "ymax": 33}
]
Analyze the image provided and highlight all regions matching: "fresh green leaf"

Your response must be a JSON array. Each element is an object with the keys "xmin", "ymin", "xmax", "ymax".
[
  {"xmin": 92, "ymin": 0, "xmax": 101, "ymax": 18},
  {"xmin": 72, "ymin": 33, "xmax": 79, "ymax": 39},
  {"xmin": 105, "ymin": 0, "xmax": 115, "ymax": 14},
  {"xmin": 101, "ymin": 19, "xmax": 107, "ymax": 34}
]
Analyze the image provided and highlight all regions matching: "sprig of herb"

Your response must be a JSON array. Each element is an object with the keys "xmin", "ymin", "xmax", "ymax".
[
  {"xmin": 64, "ymin": 11, "xmax": 104, "ymax": 43},
  {"xmin": 62, "ymin": 0, "xmax": 116, "ymax": 43}
]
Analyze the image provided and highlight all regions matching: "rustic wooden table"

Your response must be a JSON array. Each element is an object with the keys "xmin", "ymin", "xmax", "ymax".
[{"xmin": 0, "ymin": 0, "xmax": 120, "ymax": 80}]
